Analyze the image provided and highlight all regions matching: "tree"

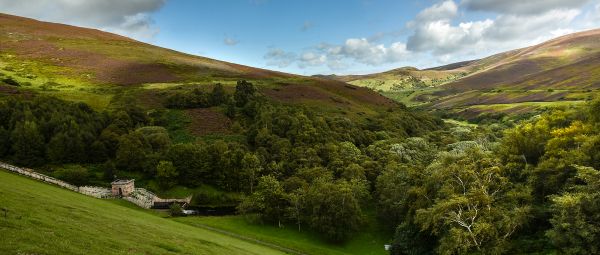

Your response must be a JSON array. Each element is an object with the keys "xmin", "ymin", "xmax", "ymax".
[
  {"xmin": 47, "ymin": 129, "xmax": 85, "ymax": 163},
  {"xmin": 136, "ymin": 126, "xmax": 171, "ymax": 153},
  {"xmin": 304, "ymin": 178, "xmax": 366, "ymax": 242},
  {"xmin": 388, "ymin": 137, "xmax": 437, "ymax": 167},
  {"xmin": 376, "ymin": 164, "xmax": 430, "ymax": 231},
  {"xmin": 390, "ymin": 222, "xmax": 435, "ymax": 255},
  {"xmin": 547, "ymin": 166, "xmax": 600, "ymax": 255},
  {"xmin": 100, "ymin": 160, "xmax": 117, "ymax": 181},
  {"xmin": 0, "ymin": 126, "xmax": 9, "ymax": 157},
  {"xmin": 582, "ymin": 135, "xmax": 600, "ymax": 169},
  {"xmin": 156, "ymin": 160, "xmax": 178, "ymax": 190},
  {"xmin": 530, "ymin": 120, "xmax": 589, "ymax": 200},
  {"xmin": 210, "ymin": 83, "xmax": 228, "ymax": 106},
  {"xmin": 115, "ymin": 131, "xmax": 148, "ymax": 172},
  {"xmin": 234, "ymin": 80, "xmax": 256, "ymax": 107},
  {"xmin": 500, "ymin": 120, "xmax": 550, "ymax": 166},
  {"xmin": 89, "ymin": 140, "xmax": 109, "ymax": 163},
  {"xmin": 242, "ymin": 153, "xmax": 262, "ymax": 193},
  {"xmin": 225, "ymin": 100, "xmax": 236, "ymax": 118},
  {"xmin": 238, "ymin": 175, "xmax": 288, "ymax": 227},
  {"xmin": 286, "ymin": 191, "xmax": 304, "ymax": 231},
  {"xmin": 166, "ymin": 143, "xmax": 206, "ymax": 186},
  {"xmin": 11, "ymin": 121, "xmax": 45, "ymax": 166},
  {"xmin": 415, "ymin": 148, "xmax": 531, "ymax": 254},
  {"xmin": 588, "ymin": 98, "xmax": 600, "ymax": 124}
]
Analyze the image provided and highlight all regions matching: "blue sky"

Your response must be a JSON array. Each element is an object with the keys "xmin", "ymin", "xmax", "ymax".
[
  {"xmin": 1, "ymin": 0, "xmax": 600, "ymax": 75},
  {"xmin": 151, "ymin": 0, "xmax": 429, "ymax": 75}
]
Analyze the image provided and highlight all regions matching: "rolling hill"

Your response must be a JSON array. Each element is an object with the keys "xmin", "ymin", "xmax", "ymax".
[
  {"xmin": 0, "ymin": 13, "xmax": 395, "ymax": 114},
  {"xmin": 322, "ymin": 29, "xmax": 600, "ymax": 119},
  {"xmin": 0, "ymin": 170, "xmax": 285, "ymax": 255}
]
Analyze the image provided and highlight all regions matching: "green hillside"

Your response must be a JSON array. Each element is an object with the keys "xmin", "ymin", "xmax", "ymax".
[
  {"xmin": 0, "ymin": 13, "xmax": 441, "ymax": 255},
  {"xmin": 0, "ymin": 170, "xmax": 284, "ymax": 255},
  {"xmin": 0, "ymin": 13, "xmax": 395, "ymax": 115},
  {"xmin": 324, "ymin": 29, "xmax": 600, "ymax": 120}
]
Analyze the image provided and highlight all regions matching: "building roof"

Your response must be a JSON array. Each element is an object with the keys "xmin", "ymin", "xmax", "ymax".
[{"xmin": 111, "ymin": 179, "xmax": 134, "ymax": 185}]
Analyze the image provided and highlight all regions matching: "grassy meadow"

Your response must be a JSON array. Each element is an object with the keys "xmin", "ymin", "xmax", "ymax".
[
  {"xmin": 176, "ymin": 214, "xmax": 390, "ymax": 255},
  {"xmin": 0, "ymin": 170, "xmax": 285, "ymax": 255}
]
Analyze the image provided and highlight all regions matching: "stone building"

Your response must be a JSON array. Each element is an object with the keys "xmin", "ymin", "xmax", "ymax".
[{"xmin": 111, "ymin": 179, "xmax": 135, "ymax": 197}]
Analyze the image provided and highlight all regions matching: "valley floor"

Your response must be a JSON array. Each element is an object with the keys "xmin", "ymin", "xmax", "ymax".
[{"xmin": 176, "ymin": 215, "xmax": 389, "ymax": 255}]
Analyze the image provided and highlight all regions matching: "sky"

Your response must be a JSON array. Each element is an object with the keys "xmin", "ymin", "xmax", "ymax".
[{"xmin": 1, "ymin": 0, "xmax": 600, "ymax": 75}]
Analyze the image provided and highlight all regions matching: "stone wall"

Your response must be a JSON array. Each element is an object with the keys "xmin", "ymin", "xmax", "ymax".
[
  {"xmin": 154, "ymin": 195, "xmax": 193, "ymax": 204},
  {"xmin": 123, "ymin": 188, "xmax": 156, "ymax": 209},
  {"xmin": 79, "ymin": 186, "xmax": 112, "ymax": 199},
  {"xmin": 0, "ymin": 162, "xmax": 78, "ymax": 191},
  {"xmin": 0, "ymin": 161, "xmax": 191, "ymax": 209}
]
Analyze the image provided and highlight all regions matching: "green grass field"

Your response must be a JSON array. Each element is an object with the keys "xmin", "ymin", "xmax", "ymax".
[
  {"xmin": 0, "ymin": 170, "xmax": 285, "ymax": 255},
  {"xmin": 175, "ymin": 215, "xmax": 390, "ymax": 255}
]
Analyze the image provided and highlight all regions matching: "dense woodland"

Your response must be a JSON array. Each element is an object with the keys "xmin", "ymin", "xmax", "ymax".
[{"xmin": 1, "ymin": 81, "xmax": 599, "ymax": 254}]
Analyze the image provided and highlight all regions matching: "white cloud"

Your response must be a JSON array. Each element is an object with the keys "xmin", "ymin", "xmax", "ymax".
[
  {"xmin": 414, "ymin": 0, "xmax": 458, "ymax": 23},
  {"xmin": 0, "ymin": 0, "xmax": 165, "ymax": 40},
  {"xmin": 263, "ymin": 0, "xmax": 597, "ymax": 73},
  {"xmin": 263, "ymin": 38, "xmax": 411, "ymax": 70},
  {"xmin": 224, "ymin": 37, "xmax": 239, "ymax": 46},
  {"xmin": 407, "ymin": 19, "xmax": 494, "ymax": 54},
  {"xmin": 264, "ymin": 48, "xmax": 297, "ymax": 68},
  {"xmin": 323, "ymin": 38, "xmax": 410, "ymax": 66},
  {"xmin": 406, "ymin": 1, "xmax": 584, "ymax": 60},
  {"xmin": 299, "ymin": 52, "xmax": 327, "ymax": 67}
]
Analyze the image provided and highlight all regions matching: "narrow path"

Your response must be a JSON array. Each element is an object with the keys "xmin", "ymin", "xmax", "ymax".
[{"xmin": 187, "ymin": 222, "xmax": 308, "ymax": 255}]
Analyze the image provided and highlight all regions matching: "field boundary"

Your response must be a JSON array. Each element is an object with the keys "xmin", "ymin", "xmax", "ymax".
[{"xmin": 0, "ymin": 161, "xmax": 188, "ymax": 209}]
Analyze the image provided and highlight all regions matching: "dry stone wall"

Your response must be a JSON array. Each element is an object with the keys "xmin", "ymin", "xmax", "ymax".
[
  {"xmin": 79, "ymin": 186, "xmax": 112, "ymax": 199},
  {"xmin": 0, "ymin": 161, "xmax": 190, "ymax": 209},
  {"xmin": 123, "ymin": 188, "xmax": 156, "ymax": 209},
  {"xmin": 0, "ymin": 162, "xmax": 78, "ymax": 191}
]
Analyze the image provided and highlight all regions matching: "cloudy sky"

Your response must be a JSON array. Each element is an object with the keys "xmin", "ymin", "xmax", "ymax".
[{"xmin": 1, "ymin": 0, "xmax": 600, "ymax": 75}]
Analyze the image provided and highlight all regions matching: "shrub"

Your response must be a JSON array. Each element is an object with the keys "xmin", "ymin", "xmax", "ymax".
[
  {"xmin": 54, "ymin": 165, "xmax": 90, "ymax": 186},
  {"xmin": 169, "ymin": 203, "xmax": 184, "ymax": 216},
  {"xmin": 1, "ymin": 77, "xmax": 19, "ymax": 86}
]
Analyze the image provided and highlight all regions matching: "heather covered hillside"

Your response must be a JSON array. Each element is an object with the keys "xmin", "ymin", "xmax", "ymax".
[
  {"xmin": 323, "ymin": 29, "xmax": 600, "ymax": 120},
  {"xmin": 2, "ymin": 1, "xmax": 600, "ymax": 254}
]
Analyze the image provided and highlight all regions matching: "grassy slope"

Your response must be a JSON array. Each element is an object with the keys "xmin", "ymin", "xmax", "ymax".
[
  {"xmin": 0, "ymin": 170, "xmax": 284, "ymax": 255},
  {"xmin": 0, "ymin": 13, "xmax": 395, "ymax": 117},
  {"xmin": 328, "ymin": 29, "xmax": 600, "ymax": 119},
  {"xmin": 175, "ymin": 214, "xmax": 389, "ymax": 255}
]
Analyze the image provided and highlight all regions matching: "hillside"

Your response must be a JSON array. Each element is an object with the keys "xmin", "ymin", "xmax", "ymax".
[
  {"xmin": 0, "ymin": 170, "xmax": 285, "ymax": 255},
  {"xmin": 0, "ymin": 14, "xmax": 441, "ymax": 254},
  {"xmin": 318, "ymin": 66, "xmax": 467, "ymax": 92},
  {"xmin": 0, "ymin": 13, "xmax": 395, "ymax": 114},
  {"xmin": 324, "ymin": 29, "xmax": 600, "ymax": 119}
]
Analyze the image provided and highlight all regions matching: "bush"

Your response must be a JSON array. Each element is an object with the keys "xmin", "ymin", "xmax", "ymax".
[
  {"xmin": 1, "ymin": 77, "xmax": 19, "ymax": 86},
  {"xmin": 54, "ymin": 165, "xmax": 90, "ymax": 186},
  {"xmin": 169, "ymin": 203, "xmax": 184, "ymax": 216}
]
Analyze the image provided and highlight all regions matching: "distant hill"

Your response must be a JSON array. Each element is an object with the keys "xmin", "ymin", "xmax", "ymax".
[
  {"xmin": 325, "ymin": 29, "xmax": 600, "ymax": 119},
  {"xmin": 317, "ymin": 66, "xmax": 468, "ymax": 93},
  {"xmin": 0, "ymin": 13, "xmax": 395, "ymax": 113},
  {"xmin": 0, "ymin": 13, "xmax": 293, "ymax": 85}
]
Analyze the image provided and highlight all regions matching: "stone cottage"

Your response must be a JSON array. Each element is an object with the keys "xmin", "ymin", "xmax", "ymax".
[{"xmin": 111, "ymin": 179, "xmax": 134, "ymax": 197}]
